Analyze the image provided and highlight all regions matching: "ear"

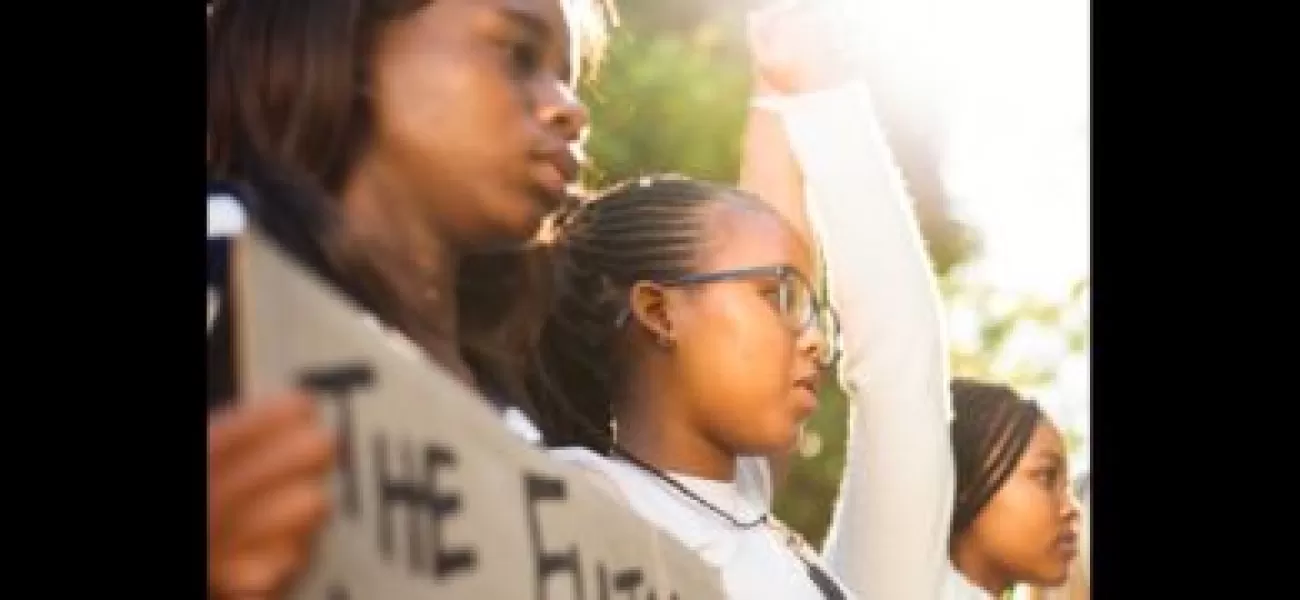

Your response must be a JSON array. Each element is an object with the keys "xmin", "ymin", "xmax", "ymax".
[{"xmin": 627, "ymin": 281, "xmax": 675, "ymax": 347}]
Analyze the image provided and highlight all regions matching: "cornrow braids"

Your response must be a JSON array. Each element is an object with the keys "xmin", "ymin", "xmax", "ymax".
[
  {"xmin": 949, "ymin": 377, "xmax": 1044, "ymax": 540},
  {"xmin": 528, "ymin": 174, "xmax": 775, "ymax": 451}
]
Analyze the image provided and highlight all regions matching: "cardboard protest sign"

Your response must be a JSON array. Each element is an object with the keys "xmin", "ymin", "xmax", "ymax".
[{"xmin": 231, "ymin": 229, "xmax": 724, "ymax": 600}]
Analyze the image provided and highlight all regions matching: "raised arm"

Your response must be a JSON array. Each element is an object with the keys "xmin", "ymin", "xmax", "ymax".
[
  {"xmin": 739, "ymin": 8, "xmax": 955, "ymax": 600},
  {"xmin": 783, "ymin": 81, "xmax": 954, "ymax": 600}
]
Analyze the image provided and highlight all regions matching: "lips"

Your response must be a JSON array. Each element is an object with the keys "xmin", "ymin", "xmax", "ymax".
[
  {"xmin": 1056, "ymin": 531, "xmax": 1079, "ymax": 559},
  {"xmin": 535, "ymin": 144, "xmax": 579, "ymax": 186},
  {"xmin": 548, "ymin": 148, "xmax": 580, "ymax": 184},
  {"xmin": 793, "ymin": 372, "xmax": 820, "ymax": 417}
]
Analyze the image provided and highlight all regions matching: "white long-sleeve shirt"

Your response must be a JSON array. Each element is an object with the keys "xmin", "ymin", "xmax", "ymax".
[{"xmin": 552, "ymin": 80, "xmax": 955, "ymax": 600}]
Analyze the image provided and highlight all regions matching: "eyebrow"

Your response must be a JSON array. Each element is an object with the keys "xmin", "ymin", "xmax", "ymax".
[
  {"xmin": 497, "ymin": 4, "xmax": 573, "ymax": 81},
  {"xmin": 498, "ymin": 5, "xmax": 550, "ymax": 39},
  {"xmin": 1034, "ymin": 450, "xmax": 1065, "ymax": 468}
]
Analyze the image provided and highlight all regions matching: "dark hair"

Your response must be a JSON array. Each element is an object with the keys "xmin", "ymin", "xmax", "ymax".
[
  {"xmin": 208, "ymin": 0, "xmax": 614, "ymax": 190},
  {"xmin": 949, "ymin": 377, "xmax": 1044, "ymax": 540},
  {"xmin": 527, "ymin": 175, "xmax": 778, "ymax": 450},
  {"xmin": 207, "ymin": 0, "xmax": 615, "ymax": 408}
]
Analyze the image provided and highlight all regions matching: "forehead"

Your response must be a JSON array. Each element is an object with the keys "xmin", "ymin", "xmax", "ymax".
[
  {"xmin": 449, "ymin": 0, "xmax": 572, "ymax": 43},
  {"xmin": 1022, "ymin": 421, "xmax": 1066, "ymax": 464},
  {"xmin": 695, "ymin": 202, "xmax": 816, "ymax": 280}
]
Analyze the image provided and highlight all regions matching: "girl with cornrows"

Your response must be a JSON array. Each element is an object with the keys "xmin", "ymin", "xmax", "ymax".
[
  {"xmin": 530, "ymin": 6, "xmax": 954, "ymax": 600},
  {"xmin": 944, "ymin": 378, "xmax": 1082, "ymax": 599}
]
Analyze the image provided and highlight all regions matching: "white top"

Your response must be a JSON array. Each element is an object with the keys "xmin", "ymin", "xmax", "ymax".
[
  {"xmin": 940, "ymin": 566, "xmax": 1043, "ymax": 600},
  {"xmin": 552, "ymin": 447, "xmax": 844, "ymax": 600},
  {"xmin": 208, "ymin": 192, "xmax": 247, "ymax": 238},
  {"xmin": 941, "ymin": 564, "xmax": 998, "ymax": 600},
  {"xmin": 551, "ymin": 80, "xmax": 955, "ymax": 600}
]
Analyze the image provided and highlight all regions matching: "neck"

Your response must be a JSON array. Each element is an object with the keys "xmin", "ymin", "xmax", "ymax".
[
  {"xmin": 952, "ymin": 538, "xmax": 1012, "ymax": 598},
  {"xmin": 336, "ymin": 164, "xmax": 474, "ymax": 385},
  {"xmin": 614, "ymin": 374, "xmax": 737, "ymax": 481}
]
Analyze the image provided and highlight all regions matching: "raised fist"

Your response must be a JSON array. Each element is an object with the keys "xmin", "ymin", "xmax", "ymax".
[{"xmin": 747, "ymin": 1, "xmax": 860, "ymax": 95}]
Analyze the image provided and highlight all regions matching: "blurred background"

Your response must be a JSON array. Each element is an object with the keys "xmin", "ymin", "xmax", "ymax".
[{"xmin": 578, "ymin": 0, "xmax": 1089, "ymax": 549}]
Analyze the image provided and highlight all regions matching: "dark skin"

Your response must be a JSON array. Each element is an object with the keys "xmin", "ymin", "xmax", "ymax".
[
  {"xmin": 617, "ymin": 202, "xmax": 827, "ymax": 481},
  {"xmin": 336, "ymin": 0, "xmax": 588, "ymax": 382},
  {"xmin": 209, "ymin": 1, "xmax": 586, "ymax": 597},
  {"xmin": 208, "ymin": 393, "xmax": 336, "ymax": 597},
  {"xmin": 736, "ymin": 94, "xmax": 810, "ymax": 490},
  {"xmin": 737, "ymin": 2, "xmax": 857, "ymax": 487},
  {"xmin": 952, "ymin": 421, "xmax": 1082, "ymax": 596}
]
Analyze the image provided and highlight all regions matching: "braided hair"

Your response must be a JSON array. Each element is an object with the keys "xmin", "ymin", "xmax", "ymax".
[
  {"xmin": 949, "ymin": 377, "xmax": 1045, "ymax": 541},
  {"xmin": 527, "ymin": 174, "xmax": 779, "ymax": 450}
]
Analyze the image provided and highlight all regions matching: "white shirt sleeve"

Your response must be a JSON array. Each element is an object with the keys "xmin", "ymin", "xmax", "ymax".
[
  {"xmin": 208, "ymin": 192, "xmax": 247, "ymax": 239},
  {"xmin": 208, "ymin": 192, "xmax": 247, "ymax": 337},
  {"xmin": 502, "ymin": 406, "xmax": 545, "ymax": 446},
  {"xmin": 761, "ymin": 81, "xmax": 955, "ymax": 600}
]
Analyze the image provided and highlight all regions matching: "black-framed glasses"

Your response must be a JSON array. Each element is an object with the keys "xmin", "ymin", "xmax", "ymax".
[{"xmin": 616, "ymin": 264, "xmax": 842, "ymax": 368}]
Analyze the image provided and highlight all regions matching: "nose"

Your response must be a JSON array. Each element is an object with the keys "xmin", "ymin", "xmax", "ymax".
[
  {"xmin": 797, "ymin": 324, "xmax": 830, "ymax": 367},
  {"xmin": 536, "ymin": 80, "xmax": 589, "ymax": 144},
  {"xmin": 1061, "ymin": 488, "xmax": 1082, "ymax": 522}
]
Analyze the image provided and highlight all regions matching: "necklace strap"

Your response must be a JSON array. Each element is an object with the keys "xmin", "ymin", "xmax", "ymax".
[{"xmin": 612, "ymin": 446, "xmax": 769, "ymax": 529}]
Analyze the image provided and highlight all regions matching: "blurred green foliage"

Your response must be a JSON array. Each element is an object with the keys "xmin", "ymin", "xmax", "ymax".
[
  {"xmin": 580, "ymin": 27, "xmax": 752, "ymax": 188},
  {"xmin": 579, "ymin": 12, "xmax": 1088, "ymax": 548}
]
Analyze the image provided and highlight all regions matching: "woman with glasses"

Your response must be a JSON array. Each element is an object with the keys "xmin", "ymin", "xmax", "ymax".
[{"xmin": 527, "ymin": 7, "xmax": 953, "ymax": 599}]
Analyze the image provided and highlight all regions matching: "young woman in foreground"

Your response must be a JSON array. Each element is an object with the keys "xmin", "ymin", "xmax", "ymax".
[
  {"xmin": 206, "ymin": 0, "xmax": 603, "ymax": 595},
  {"xmin": 531, "ymin": 7, "xmax": 954, "ymax": 599}
]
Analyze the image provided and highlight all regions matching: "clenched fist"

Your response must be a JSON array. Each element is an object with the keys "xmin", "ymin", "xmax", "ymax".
[{"xmin": 748, "ymin": 1, "xmax": 860, "ymax": 95}]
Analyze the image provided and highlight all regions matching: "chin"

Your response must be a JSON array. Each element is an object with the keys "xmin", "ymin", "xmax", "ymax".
[
  {"xmin": 475, "ymin": 209, "xmax": 548, "ymax": 251},
  {"xmin": 514, "ymin": 198, "xmax": 555, "ymax": 239},
  {"xmin": 729, "ymin": 431, "xmax": 795, "ymax": 457},
  {"xmin": 1035, "ymin": 565, "xmax": 1071, "ymax": 588},
  {"xmin": 760, "ymin": 425, "xmax": 802, "ymax": 456}
]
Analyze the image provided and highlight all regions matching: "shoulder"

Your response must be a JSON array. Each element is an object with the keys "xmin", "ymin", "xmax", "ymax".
[
  {"xmin": 941, "ymin": 563, "xmax": 996, "ymax": 600},
  {"xmin": 208, "ymin": 184, "xmax": 249, "ymax": 335},
  {"xmin": 207, "ymin": 183, "xmax": 249, "ymax": 289},
  {"xmin": 548, "ymin": 447, "xmax": 722, "ymax": 554},
  {"xmin": 208, "ymin": 185, "xmax": 248, "ymax": 240},
  {"xmin": 549, "ymin": 446, "xmax": 619, "ymax": 482},
  {"xmin": 548, "ymin": 446, "xmax": 631, "ymax": 506},
  {"xmin": 208, "ymin": 183, "xmax": 251, "ymax": 407},
  {"xmin": 501, "ymin": 406, "xmax": 545, "ymax": 446}
]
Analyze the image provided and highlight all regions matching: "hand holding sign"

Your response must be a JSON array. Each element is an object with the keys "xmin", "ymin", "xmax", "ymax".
[{"xmin": 208, "ymin": 393, "xmax": 337, "ymax": 599}]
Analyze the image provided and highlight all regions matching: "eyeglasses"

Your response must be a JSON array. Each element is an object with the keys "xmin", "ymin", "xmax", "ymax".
[{"xmin": 616, "ymin": 264, "xmax": 842, "ymax": 368}]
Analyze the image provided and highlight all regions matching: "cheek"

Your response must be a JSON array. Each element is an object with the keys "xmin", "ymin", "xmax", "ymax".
[
  {"xmin": 977, "ymin": 482, "xmax": 1064, "ymax": 567},
  {"xmin": 370, "ymin": 52, "xmax": 545, "ymax": 243},
  {"xmin": 375, "ymin": 50, "xmax": 529, "ymax": 174},
  {"xmin": 681, "ymin": 295, "xmax": 796, "ymax": 414},
  {"xmin": 694, "ymin": 294, "xmax": 791, "ymax": 365}
]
